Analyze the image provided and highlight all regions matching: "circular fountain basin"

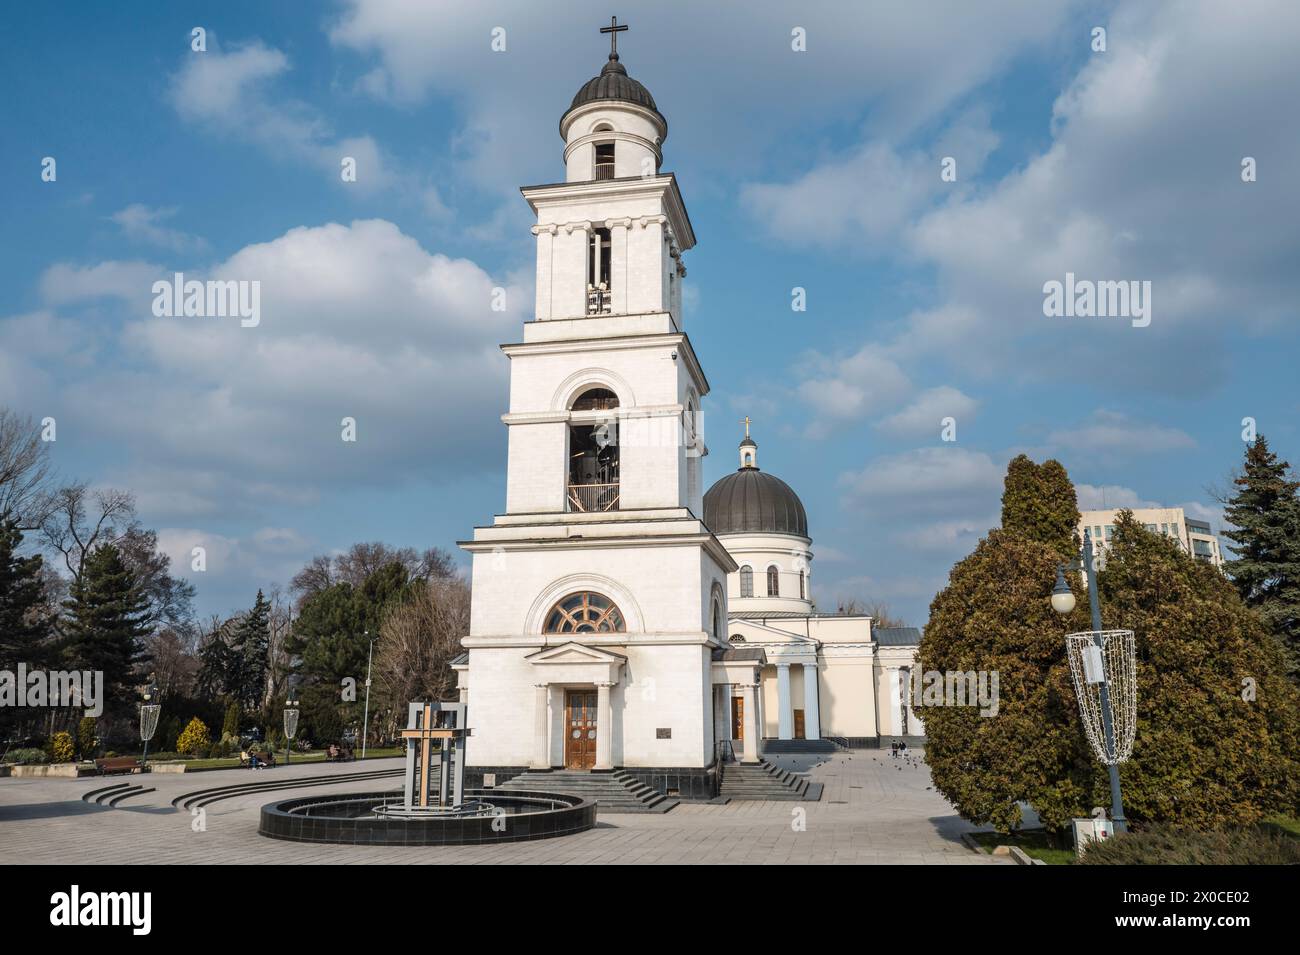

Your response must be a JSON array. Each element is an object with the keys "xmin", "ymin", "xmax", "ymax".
[{"xmin": 258, "ymin": 789, "xmax": 595, "ymax": 845}]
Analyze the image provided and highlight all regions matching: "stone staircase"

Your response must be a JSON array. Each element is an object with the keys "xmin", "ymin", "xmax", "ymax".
[
  {"xmin": 760, "ymin": 738, "xmax": 842, "ymax": 755},
  {"xmin": 494, "ymin": 770, "xmax": 679, "ymax": 814},
  {"xmin": 719, "ymin": 760, "xmax": 823, "ymax": 801}
]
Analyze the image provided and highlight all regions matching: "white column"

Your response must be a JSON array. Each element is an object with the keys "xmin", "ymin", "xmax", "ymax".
[
  {"xmin": 595, "ymin": 682, "xmax": 614, "ymax": 770},
  {"xmin": 776, "ymin": 663, "xmax": 793, "ymax": 740},
  {"xmin": 531, "ymin": 224, "xmax": 555, "ymax": 320},
  {"xmin": 803, "ymin": 663, "xmax": 821, "ymax": 741},
  {"xmin": 607, "ymin": 217, "xmax": 630, "ymax": 314},
  {"xmin": 742, "ymin": 682, "xmax": 760, "ymax": 763},
  {"xmin": 532, "ymin": 683, "xmax": 550, "ymax": 769},
  {"xmin": 889, "ymin": 668, "xmax": 903, "ymax": 737}
]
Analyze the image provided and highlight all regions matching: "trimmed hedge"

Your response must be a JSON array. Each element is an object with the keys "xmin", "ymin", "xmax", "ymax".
[
  {"xmin": 4, "ymin": 748, "xmax": 49, "ymax": 765},
  {"xmin": 1081, "ymin": 824, "xmax": 1300, "ymax": 865}
]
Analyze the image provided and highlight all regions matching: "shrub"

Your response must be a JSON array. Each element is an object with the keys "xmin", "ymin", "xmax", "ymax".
[
  {"xmin": 1081, "ymin": 824, "xmax": 1300, "ymax": 865},
  {"xmin": 222, "ymin": 702, "xmax": 241, "ymax": 740},
  {"xmin": 176, "ymin": 717, "xmax": 212, "ymax": 756},
  {"xmin": 50, "ymin": 732, "xmax": 75, "ymax": 763},
  {"xmin": 77, "ymin": 717, "xmax": 97, "ymax": 759},
  {"xmin": 5, "ymin": 748, "xmax": 49, "ymax": 765}
]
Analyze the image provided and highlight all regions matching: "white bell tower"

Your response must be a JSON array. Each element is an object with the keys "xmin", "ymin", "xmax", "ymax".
[{"xmin": 460, "ymin": 20, "xmax": 736, "ymax": 789}]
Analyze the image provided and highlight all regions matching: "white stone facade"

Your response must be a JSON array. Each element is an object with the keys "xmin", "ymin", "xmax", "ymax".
[{"xmin": 460, "ymin": 61, "xmax": 733, "ymax": 773}]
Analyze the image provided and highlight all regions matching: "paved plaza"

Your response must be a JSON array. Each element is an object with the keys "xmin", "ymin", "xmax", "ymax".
[{"xmin": 0, "ymin": 751, "xmax": 1009, "ymax": 865}]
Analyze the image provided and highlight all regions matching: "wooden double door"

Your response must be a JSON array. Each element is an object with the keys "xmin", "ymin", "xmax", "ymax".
[{"xmin": 564, "ymin": 689, "xmax": 598, "ymax": 770}]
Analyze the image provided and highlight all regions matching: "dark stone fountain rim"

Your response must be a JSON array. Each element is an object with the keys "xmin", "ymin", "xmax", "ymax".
[{"xmin": 258, "ymin": 789, "xmax": 597, "ymax": 846}]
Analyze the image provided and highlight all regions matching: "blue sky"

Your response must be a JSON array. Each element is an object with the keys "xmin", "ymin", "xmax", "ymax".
[{"xmin": 3, "ymin": 0, "xmax": 1298, "ymax": 626}]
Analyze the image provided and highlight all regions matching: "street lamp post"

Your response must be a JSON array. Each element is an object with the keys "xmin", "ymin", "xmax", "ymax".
[
  {"xmin": 283, "ymin": 680, "xmax": 300, "ymax": 767},
  {"xmin": 1051, "ymin": 529, "xmax": 1129, "ymax": 833},
  {"xmin": 139, "ymin": 679, "xmax": 160, "ymax": 772},
  {"xmin": 361, "ymin": 630, "xmax": 376, "ymax": 761}
]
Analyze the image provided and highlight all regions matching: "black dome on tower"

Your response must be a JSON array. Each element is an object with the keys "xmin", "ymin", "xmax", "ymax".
[
  {"xmin": 704, "ymin": 434, "xmax": 809, "ymax": 539},
  {"xmin": 569, "ymin": 54, "xmax": 661, "ymax": 115}
]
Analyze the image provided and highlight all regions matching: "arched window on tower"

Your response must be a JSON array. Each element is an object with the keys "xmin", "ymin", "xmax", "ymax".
[
  {"xmin": 594, "ymin": 141, "xmax": 615, "ymax": 180},
  {"xmin": 799, "ymin": 571, "xmax": 805, "ymax": 600},
  {"xmin": 544, "ymin": 592, "xmax": 625, "ymax": 634},
  {"xmin": 739, "ymin": 566, "xmax": 753, "ymax": 598},
  {"xmin": 766, "ymin": 565, "xmax": 780, "ymax": 597},
  {"xmin": 568, "ymin": 388, "xmax": 619, "ymax": 512},
  {"xmin": 711, "ymin": 595, "xmax": 723, "ymax": 642}
]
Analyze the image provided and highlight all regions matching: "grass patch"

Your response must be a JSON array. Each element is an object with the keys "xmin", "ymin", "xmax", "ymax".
[
  {"xmin": 156, "ymin": 747, "xmax": 405, "ymax": 772},
  {"xmin": 969, "ymin": 829, "xmax": 1076, "ymax": 865},
  {"xmin": 1259, "ymin": 814, "xmax": 1300, "ymax": 839},
  {"xmin": 1080, "ymin": 823, "xmax": 1300, "ymax": 865}
]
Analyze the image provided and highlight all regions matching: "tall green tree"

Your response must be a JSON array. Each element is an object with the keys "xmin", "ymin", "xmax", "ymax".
[
  {"xmin": 229, "ymin": 590, "xmax": 271, "ymax": 710},
  {"xmin": 287, "ymin": 562, "xmax": 414, "ymax": 686},
  {"xmin": 1096, "ymin": 512, "xmax": 1300, "ymax": 827},
  {"xmin": 1221, "ymin": 435, "xmax": 1300, "ymax": 675},
  {"xmin": 999, "ymin": 454, "xmax": 1079, "ymax": 556},
  {"xmin": 0, "ymin": 518, "xmax": 50, "ymax": 671},
  {"xmin": 61, "ymin": 544, "xmax": 150, "ymax": 716},
  {"xmin": 922, "ymin": 455, "xmax": 1093, "ymax": 832},
  {"xmin": 195, "ymin": 629, "xmax": 234, "ymax": 701},
  {"xmin": 922, "ymin": 457, "xmax": 1300, "ymax": 833}
]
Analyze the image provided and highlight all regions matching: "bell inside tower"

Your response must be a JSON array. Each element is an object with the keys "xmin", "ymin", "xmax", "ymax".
[{"xmin": 567, "ymin": 388, "xmax": 620, "ymax": 512}]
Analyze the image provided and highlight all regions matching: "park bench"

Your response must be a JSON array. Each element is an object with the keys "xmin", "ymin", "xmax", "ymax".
[
  {"xmin": 324, "ymin": 744, "xmax": 354, "ymax": 762},
  {"xmin": 239, "ymin": 750, "xmax": 277, "ymax": 769},
  {"xmin": 95, "ymin": 756, "xmax": 144, "ymax": 775}
]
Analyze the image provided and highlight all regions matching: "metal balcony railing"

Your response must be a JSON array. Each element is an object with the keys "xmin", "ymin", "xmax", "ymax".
[
  {"xmin": 567, "ymin": 482, "xmax": 619, "ymax": 512},
  {"xmin": 587, "ymin": 284, "xmax": 612, "ymax": 315},
  {"xmin": 595, "ymin": 162, "xmax": 615, "ymax": 181}
]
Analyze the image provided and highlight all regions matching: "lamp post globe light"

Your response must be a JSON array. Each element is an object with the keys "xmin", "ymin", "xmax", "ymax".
[
  {"xmin": 139, "ymin": 678, "xmax": 161, "ymax": 772},
  {"xmin": 1051, "ymin": 529, "xmax": 1131, "ymax": 834},
  {"xmin": 361, "ymin": 630, "xmax": 377, "ymax": 761},
  {"xmin": 283, "ymin": 679, "xmax": 300, "ymax": 767}
]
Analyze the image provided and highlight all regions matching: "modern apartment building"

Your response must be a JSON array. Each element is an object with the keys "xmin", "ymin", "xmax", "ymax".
[{"xmin": 1078, "ymin": 507, "xmax": 1224, "ymax": 567}]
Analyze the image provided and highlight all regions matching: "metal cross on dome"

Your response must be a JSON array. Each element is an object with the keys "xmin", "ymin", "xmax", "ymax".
[{"xmin": 600, "ymin": 16, "xmax": 628, "ymax": 58}]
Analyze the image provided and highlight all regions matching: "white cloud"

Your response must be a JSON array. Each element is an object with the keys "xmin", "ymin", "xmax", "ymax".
[
  {"xmin": 12, "ymin": 219, "xmax": 528, "ymax": 519},
  {"xmin": 39, "ymin": 260, "xmax": 162, "ymax": 307},
  {"xmin": 742, "ymin": 0, "xmax": 1300, "ymax": 398},
  {"xmin": 900, "ymin": 514, "xmax": 999, "ymax": 555},
  {"xmin": 325, "ymin": 0, "xmax": 1080, "ymax": 204},
  {"xmin": 1048, "ymin": 409, "xmax": 1195, "ymax": 455},
  {"xmin": 167, "ymin": 39, "xmax": 391, "ymax": 189},
  {"xmin": 795, "ymin": 345, "xmax": 910, "ymax": 436},
  {"xmin": 839, "ymin": 447, "xmax": 1003, "ymax": 508},
  {"xmin": 157, "ymin": 526, "xmax": 311, "ymax": 587},
  {"xmin": 876, "ymin": 386, "xmax": 978, "ymax": 439},
  {"xmin": 742, "ymin": 108, "xmax": 999, "ymax": 251},
  {"xmin": 109, "ymin": 205, "xmax": 208, "ymax": 253},
  {"xmin": 1075, "ymin": 483, "xmax": 1160, "ymax": 511}
]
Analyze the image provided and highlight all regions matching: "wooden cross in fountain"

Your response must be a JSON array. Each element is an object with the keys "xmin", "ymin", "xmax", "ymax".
[{"xmin": 400, "ymin": 702, "xmax": 458, "ymax": 808}]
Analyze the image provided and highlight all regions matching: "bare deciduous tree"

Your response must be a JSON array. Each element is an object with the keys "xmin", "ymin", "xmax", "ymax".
[
  {"xmin": 375, "ymin": 576, "xmax": 470, "ymax": 715},
  {"xmin": 835, "ymin": 597, "xmax": 907, "ymax": 629},
  {"xmin": 0, "ymin": 409, "xmax": 56, "ymax": 529},
  {"xmin": 149, "ymin": 627, "xmax": 200, "ymax": 698},
  {"xmin": 265, "ymin": 587, "xmax": 295, "ymax": 702},
  {"xmin": 39, "ymin": 484, "xmax": 136, "ymax": 586},
  {"xmin": 290, "ymin": 542, "xmax": 458, "ymax": 607}
]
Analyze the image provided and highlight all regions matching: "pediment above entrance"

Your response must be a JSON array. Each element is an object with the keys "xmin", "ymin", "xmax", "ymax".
[{"xmin": 525, "ymin": 641, "xmax": 627, "ymax": 684}]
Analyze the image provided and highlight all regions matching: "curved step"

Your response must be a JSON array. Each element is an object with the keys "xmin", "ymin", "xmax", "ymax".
[
  {"xmin": 107, "ymin": 786, "xmax": 155, "ymax": 807},
  {"xmin": 81, "ymin": 782, "xmax": 131, "ymax": 804},
  {"xmin": 172, "ymin": 767, "xmax": 404, "ymax": 810}
]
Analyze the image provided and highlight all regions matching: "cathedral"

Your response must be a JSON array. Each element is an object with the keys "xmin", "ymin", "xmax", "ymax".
[{"xmin": 456, "ymin": 25, "xmax": 922, "ymax": 800}]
